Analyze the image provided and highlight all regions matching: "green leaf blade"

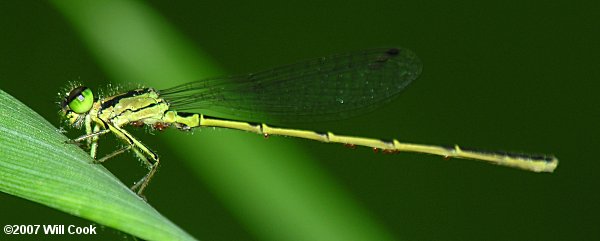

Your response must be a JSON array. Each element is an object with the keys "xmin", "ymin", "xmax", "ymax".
[{"xmin": 0, "ymin": 89, "xmax": 196, "ymax": 241}]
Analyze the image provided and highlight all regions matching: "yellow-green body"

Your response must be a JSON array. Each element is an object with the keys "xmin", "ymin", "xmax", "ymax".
[{"xmin": 62, "ymin": 87, "xmax": 558, "ymax": 196}]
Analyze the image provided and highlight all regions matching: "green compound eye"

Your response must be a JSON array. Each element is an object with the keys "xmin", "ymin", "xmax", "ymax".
[{"xmin": 66, "ymin": 86, "xmax": 94, "ymax": 114}]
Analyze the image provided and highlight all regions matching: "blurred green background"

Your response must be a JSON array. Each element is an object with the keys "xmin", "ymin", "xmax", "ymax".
[{"xmin": 1, "ymin": 0, "xmax": 598, "ymax": 240}]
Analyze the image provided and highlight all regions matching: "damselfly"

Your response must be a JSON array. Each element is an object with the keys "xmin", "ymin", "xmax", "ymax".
[{"xmin": 60, "ymin": 48, "xmax": 558, "ymax": 196}]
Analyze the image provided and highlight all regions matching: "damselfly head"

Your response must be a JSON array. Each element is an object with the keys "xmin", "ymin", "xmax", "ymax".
[{"xmin": 60, "ymin": 85, "xmax": 94, "ymax": 127}]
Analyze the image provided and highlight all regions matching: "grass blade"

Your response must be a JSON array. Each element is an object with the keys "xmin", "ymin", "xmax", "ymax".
[{"xmin": 0, "ymin": 89, "xmax": 195, "ymax": 241}]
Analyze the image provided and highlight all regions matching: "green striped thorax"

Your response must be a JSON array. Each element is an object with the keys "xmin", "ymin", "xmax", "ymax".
[{"xmin": 59, "ymin": 84, "xmax": 193, "ymax": 131}]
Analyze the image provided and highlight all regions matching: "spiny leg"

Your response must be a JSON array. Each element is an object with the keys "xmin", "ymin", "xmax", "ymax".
[
  {"xmin": 90, "ymin": 124, "xmax": 101, "ymax": 159},
  {"xmin": 105, "ymin": 123, "xmax": 160, "ymax": 196},
  {"xmin": 94, "ymin": 145, "xmax": 133, "ymax": 164},
  {"xmin": 65, "ymin": 127, "xmax": 110, "ymax": 158},
  {"xmin": 82, "ymin": 114, "xmax": 100, "ymax": 158},
  {"xmin": 129, "ymin": 147, "xmax": 160, "ymax": 196},
  {"xmin": 66, "ymin": 129, "xmax": 111, "ymax": 144},
  {"xmin": 92, "ymin": 144, "xmax": 159, "ymax": 196},
  {"xmin": 84, "ymin": 114, "xmax": 93, "ymax": 147}
]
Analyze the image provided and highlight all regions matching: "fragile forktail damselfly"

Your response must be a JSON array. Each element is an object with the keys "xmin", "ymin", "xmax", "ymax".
[{"xmin": 60, "ymin": 47, "xmax": 558, "ymax": 196}]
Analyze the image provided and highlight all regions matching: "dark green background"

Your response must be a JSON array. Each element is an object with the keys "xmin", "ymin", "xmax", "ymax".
[{"xmin": 1, "ymin": 0, "xmax": 598, "ymax": 240}]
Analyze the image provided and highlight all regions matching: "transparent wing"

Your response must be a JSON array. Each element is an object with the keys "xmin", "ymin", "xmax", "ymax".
[{"xmin": 159, "ymin": 47, "xmax": 422, "ymax": 124}]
